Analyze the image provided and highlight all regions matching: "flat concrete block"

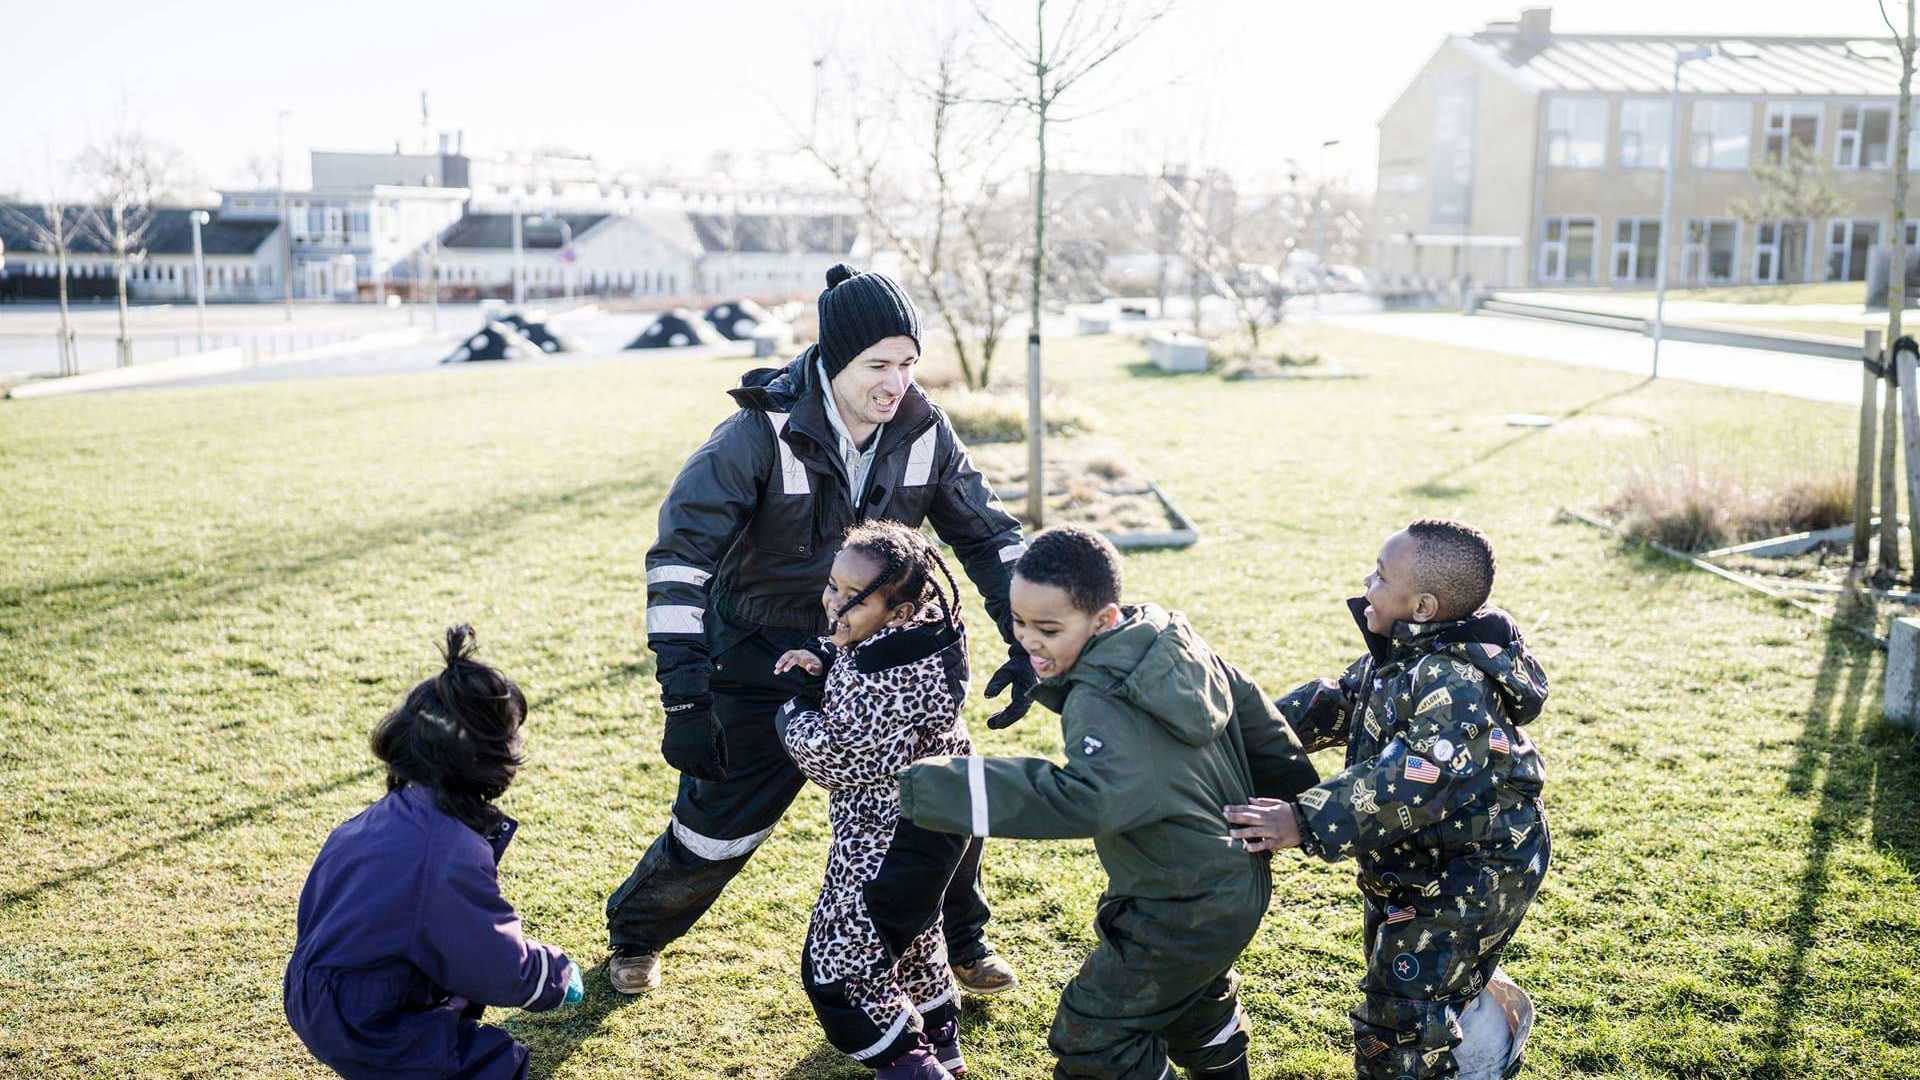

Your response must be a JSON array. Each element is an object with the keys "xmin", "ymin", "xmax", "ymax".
[
  {"xmin": 1077, "ymin": 316, "xmax": 1113, "ymax": 336},
  {"xmin": 1887, "ymin": 617, "xmax": 1920, "ymax": 732},
  {"xmin": 1147, "ymin": 331, "xmax": 1209, "ymax": 373}
]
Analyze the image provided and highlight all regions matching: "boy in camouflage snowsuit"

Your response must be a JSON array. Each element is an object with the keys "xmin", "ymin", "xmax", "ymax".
[{"xmin": 1227, "ymin": 519, "xmax": 1549, "ymax": 1080}]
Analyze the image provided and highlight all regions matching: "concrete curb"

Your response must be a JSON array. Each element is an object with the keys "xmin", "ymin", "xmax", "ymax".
[{"xmin": 8, "ymin": 348, "xmax": 247, "ymax": 400}]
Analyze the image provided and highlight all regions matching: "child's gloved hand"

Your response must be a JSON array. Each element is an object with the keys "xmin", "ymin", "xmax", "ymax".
[{"xmin": 563, "ymin": 961, "xmax": 584, "ymax": 1006}]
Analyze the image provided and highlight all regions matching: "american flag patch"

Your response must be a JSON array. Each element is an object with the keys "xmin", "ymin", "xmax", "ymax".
[
  {"xmin": 1404, "ymin": 755, "xmax": 1441, "ymax": 783},
  {"xmin": 1385, "ymin": 903, "xmax": 1416, "ymax": 926},
  {"xmin": 1488, "ymin": 726, "xmax": 1511, "ymax": 755},
  {"xmin": 1358, "ymin": 1035, "xmax": 1389, "ymax": 1059}
]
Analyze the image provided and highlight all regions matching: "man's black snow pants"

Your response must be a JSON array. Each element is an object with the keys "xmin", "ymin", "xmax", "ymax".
[{"xmin": 605, "ymin": 625, "xmax": 995, "ymax": 963}]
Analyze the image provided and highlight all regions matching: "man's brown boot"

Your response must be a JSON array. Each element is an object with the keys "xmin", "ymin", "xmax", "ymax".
[
  {"xmin": 951, "ymin": 954, "xmax": 1018, "ymax": 995},
  {"xmin": 609, "ymin": 950, "xmax": 662, "ymax": 994}
]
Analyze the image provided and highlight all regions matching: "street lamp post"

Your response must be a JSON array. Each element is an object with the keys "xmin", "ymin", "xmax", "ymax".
[
  {"xmin": 511, "ymin": 199, "xmax": 525, "ymax": 308},
  {"xmin": 1314, "ymin": 138, "xmax": 1340, "ymax": 313},
  {"xmin": 422, "ymin": 177, "xmax": 440, "ymax": 331},
  {"xmin": 1652, "ymin": 45, "xmax": 1714, "ymax": 379},
  {"xmin": 277, "ymin": 109, "xmax": 292, "ymax": 323},
  {"xmin": 190, "ymin": 210, "xmax": 209, "ymax": 352}
]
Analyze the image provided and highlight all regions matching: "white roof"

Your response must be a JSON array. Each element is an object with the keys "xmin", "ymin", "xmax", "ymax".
[{"xmin": 1456, "ymin": 32, "xmax": 1904, "ymax": 96}]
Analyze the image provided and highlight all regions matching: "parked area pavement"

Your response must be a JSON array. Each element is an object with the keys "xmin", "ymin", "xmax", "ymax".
[{"xmin": 1319, "ymin": 310, "xmax": 1865, "ymax": 405}]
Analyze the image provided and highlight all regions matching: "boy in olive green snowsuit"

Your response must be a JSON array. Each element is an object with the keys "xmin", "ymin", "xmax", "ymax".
[{"xmin": 899, "ymin": 526, "xmax": 1319, "ymax": 1080}]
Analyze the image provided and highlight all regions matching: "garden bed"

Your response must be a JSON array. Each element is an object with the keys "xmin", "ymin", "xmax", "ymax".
[{"xmin": 971, "ymin": 440, "xmax": 1198, "ymax": 549}]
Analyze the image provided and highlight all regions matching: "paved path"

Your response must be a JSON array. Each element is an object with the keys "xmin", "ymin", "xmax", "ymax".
[{"xmin": 1319, "ymin": 310, "xmax": 1863, "ymax": 405}]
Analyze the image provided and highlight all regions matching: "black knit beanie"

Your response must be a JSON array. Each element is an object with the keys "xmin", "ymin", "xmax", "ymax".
[{"xmin": 816, "ymin": 262, "xmax": 921, "ymax": 381}]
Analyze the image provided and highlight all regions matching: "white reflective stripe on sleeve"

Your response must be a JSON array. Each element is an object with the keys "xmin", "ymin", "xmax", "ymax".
[
  {"xmin": 998, "ymin": 543, "xmax": 1027, "ymax": 563},
  {"xmin": 670, "ymin": 815, "xmax": 776, "ymax": 861},
  {"xmin": 522, "ymin": 948, "xmax": 550, "ymax": 1008},
  {"xmin": 1202, "ymin": 1009, "xmax": 1242, "ymax": 1047},
  {"xmin": 967, "ymin": 756, "xmax": 990, "ymax": 837},
  {"xmin": 646, "ymin": 565, "xmax": 712, "ymax": 587},
  {"xmin": 645, "ymin": 605, "xmax": 705, "ymax": 635},
  {"xmin": 850, "ymin": 1007, "xmax": 914, "ymax": 1061},
  {"xmin": 902, "ymin": 426, "xmax": 939, "ymax": 487},
  {"xmin": 765, "ymin": 412, "xmax": 811, "ymax": 494}
]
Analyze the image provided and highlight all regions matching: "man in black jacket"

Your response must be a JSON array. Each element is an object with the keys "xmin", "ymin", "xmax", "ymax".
[{"xmin": 606, "ymin": 263, "xmax": 1036, "ymax": 997}]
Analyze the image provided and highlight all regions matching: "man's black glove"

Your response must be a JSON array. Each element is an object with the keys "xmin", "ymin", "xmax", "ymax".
[
  {"xmin": 660, "ymin": 693, "xmax": 727, "ymax": 781},
  {"xmin": 983, "ymin": 651, "xmax": 1039, "ymax": 730}
]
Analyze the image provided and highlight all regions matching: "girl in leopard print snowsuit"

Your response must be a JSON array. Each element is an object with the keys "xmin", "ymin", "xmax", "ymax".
[{"xmin": 775, "ymin": 522, "xmax": 976, "ymax": 1080}]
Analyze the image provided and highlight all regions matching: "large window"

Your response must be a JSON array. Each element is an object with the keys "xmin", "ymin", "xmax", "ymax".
[
  {"xmin": 1827, "ymin": 220, "xmax": 1881, "ymax": 281},
  {"xmin": 1764, "ymin": 103, "xmax": 1822, "ymax": 165},
  {"xmin": 1752, "ymin": 220, "xmax": 1811, "ymax": 284},
  {"xmin": 1612, "ymin": 218, "xmax": 1662, "ymax": 283},
  {"xmin": 1683, "ymin": 219, "xmax": 1738, "ymax": 284},
  {"xmin": 1837, "ymin": 104, "xmax": 1893, "ymax": 169},
  {"xmin": 1546, "ymin": 98, "xmax": 1607, "ymax": 168},
  {"xmin": 1690, "ymin": 100, "xmax": 1752, "ymax": 169},
  {"xmin": 1619, "ymin": 99, "xmax": 1671, "ymax": 169},
  {"xmin": 1538, "ymin": 216, "xmax": 1597, "ymax": 282}
]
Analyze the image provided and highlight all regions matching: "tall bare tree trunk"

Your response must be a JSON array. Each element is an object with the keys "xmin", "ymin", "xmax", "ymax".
[
  {"xmin": 54, "ymin": 233, "xmax": 74, "ymax": 377},
  {"xmin": 113, "ymin": 207, "xmax": 132, "ymax": 368},
  {"xmin": 1898, "ymin": 0, "xmax": 1916, "ymax": 573},
  {"xmin": 1025, "ymin": 0, "xmax": 1048, "ymax": 528}
]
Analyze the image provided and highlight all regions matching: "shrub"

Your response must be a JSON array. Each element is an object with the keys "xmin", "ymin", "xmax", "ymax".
[
  {"xmin": 936, "ymin": 387, "xmax": 1097, "ymax": 444},
  {"xmin": 1605, "ymin": 462, "xmax": 1855, "ymax": 552}
]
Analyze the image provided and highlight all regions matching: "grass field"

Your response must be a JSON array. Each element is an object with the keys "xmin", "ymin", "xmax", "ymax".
[
  {"xmin": 3, "ymin": 326, "xmax": 1917, "ymax": 1079},
  {"xmin": 1604, "ymin": 282, "xmax": 1868, "ymax": 307}
]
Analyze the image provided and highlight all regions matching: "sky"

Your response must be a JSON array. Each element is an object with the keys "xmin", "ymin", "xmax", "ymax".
[{"xmin": 0, "ymin": 0, "xmax": 1895, "ymax": 201}]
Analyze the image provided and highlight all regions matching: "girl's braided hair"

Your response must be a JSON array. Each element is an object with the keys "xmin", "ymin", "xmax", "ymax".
[{"xmin": 835, "ymin": 521, "xmax": 961, "ymax": 633}]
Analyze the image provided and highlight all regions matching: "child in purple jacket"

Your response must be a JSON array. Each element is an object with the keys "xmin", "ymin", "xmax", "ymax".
[{"xmin": 284, "ymin": 626, "xmax": 580, "ymax": 1080}]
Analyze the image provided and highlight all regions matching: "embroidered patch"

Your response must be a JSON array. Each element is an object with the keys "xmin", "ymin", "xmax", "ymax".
[
  {"xmin": 1415, "ymin": 687, "xmax": 1453, "ymax": 715},
  {"xmin": 1358, "ymin": 1035, "xmax": 1389, "ymax": 1059},
  {"xmin": 1350, "ymin": 779, "xmax": 1380, "ymax": 815},
  {"xmin": 1509, "ymin": 823, "xmax": 1533, "ymax": 845},
  {"xmin": 1397, "ymin": 805, "xmax": 1414, "ymax": 830},
  {"xmin": 1391, "ymin": 952, "xmax": 1420, "ymax": 981},
  {"xmin": 1430, "ymin": 738, "xmax": 1455, "ymax": 763},
  {"xmin": 1297, "ymin": 787, "xmax": 1331, "ymax": 811},
  {"xmin": 1385, "ymin": 903, "xmax": 1415, "ymax": 926},
  {"xmin": 1479, "ymin": 642, "xmax": 1502, "ymax": 659},
  {"xmin": 1081, "ymin": 735, "xmax": 1104, "ymax": 756},
  {"xmin": 1404, "ymin": 756, "xmax": 1441, "ymax": 783}
]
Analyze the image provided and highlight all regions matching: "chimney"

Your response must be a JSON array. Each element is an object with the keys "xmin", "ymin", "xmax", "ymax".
[
  {"xmin": 439, "ymin": 133, "xmax": 450, "ymax": 155},
  {"xmin": 1519, "ymin": 7, "xmax": 1552, "ymax": 46}
]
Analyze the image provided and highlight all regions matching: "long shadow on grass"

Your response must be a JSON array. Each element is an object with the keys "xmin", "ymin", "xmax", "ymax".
[
  {"xmin": 2, "ymin": 468, "xmax": 666, "ymax": 651},
  {"xmin": 1401, "ymin": 377, "xmax": 1653, "ymax": 497},
  {"xmin": 0, "ymin": 765, "xmax": 378, "ymax": 912},
  {"xmin": 1756, "ymin": 591, "xmax": 1919, "ymax": 1075}
]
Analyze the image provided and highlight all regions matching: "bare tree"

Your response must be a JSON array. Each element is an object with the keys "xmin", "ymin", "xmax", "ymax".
[
  {"xmin": 801, "ymin": 23, "xmax": 1025, "ymax": 390},
  {"xmin": 970, "ymin": 0, "xmax": 1173, "ymax": 525},
  {"xmin": 2, "ymin": 148, "xmax": 87, "ymax": 376},
  {"xmin": 1884, "ymin": 0, "xmax": 1917, "ymax": 577},
  {"xmin": 1154, "ymin": 170, "xmax": 1298, "ymax": 358},
  {"xmin": 76, "ymin": 122, "xmax": 184, "ymax": 367}
]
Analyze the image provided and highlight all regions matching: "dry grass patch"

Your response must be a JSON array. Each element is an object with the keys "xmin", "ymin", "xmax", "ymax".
[{"xmin": 1604, "ymin": 461, "xmax": 1854, "ymax": 552}]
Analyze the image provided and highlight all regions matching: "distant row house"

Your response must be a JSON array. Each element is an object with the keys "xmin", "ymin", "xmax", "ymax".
[
  {"xmin": 1374, "ymin": 6, "xmax": 1910, "ymax": 290},
  {"xmin": 2, "ymin": 146, "xmax": 864, "ymax": 305}
]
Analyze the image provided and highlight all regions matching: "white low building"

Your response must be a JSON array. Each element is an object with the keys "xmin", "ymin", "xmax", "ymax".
[{"xmin": 1, "ymin": 205, "xmax": 282, "ymax": 302}]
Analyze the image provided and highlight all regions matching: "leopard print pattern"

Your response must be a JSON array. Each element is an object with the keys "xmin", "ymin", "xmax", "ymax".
[{"xmin": 782, "ymin": 603, "xmax": 972, "ymax": 1031}]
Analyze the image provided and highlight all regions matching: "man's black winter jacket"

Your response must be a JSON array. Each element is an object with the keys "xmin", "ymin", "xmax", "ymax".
[{"xmin": 645, "ymin": 348, "xmax": 1026, "ymax": 701}]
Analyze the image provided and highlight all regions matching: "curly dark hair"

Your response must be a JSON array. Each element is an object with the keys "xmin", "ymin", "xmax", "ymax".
[
  {"xmin": 1013, "ymin": 525, "xmax": 1122, "ymax": 614},
  {"xmin": 1406, "ymin": 518, "xmax": 1497, "ymax": 620},
  {"xmin": 369, "ymin": 624, "xmax": 527, "ymax": 836},
  {"xmin": 835, "ymin": 520, "xmax": 962, "ymax": 631}
]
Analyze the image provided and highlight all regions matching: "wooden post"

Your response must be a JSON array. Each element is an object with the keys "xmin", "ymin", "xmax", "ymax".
[
  {"xmin": 1875, "ymin": 330, "xmax": 1899, "ymax": 580},
  {"xmin": 1859, "ymin": 331, "xmax": 1881, "ymax": 568},
  {"xmin": 1903, "ymin": 338, "xmax": 1920, "ymax": 579}
]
